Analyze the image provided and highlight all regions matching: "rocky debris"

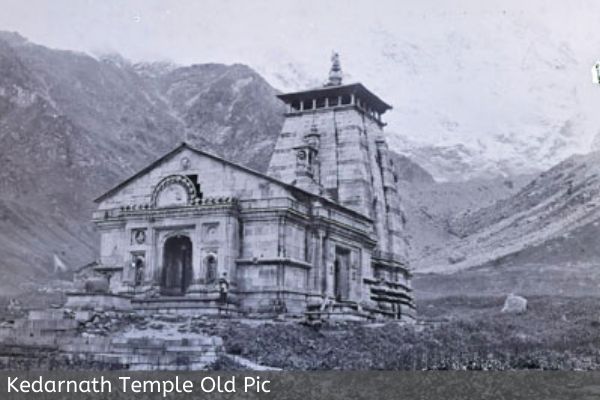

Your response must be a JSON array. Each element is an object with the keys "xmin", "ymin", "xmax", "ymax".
[
  {"xmin": 154, "ymin": 314, "xmax": 187, "ymax": 323},
  {"xmin": 73, "ymin": 310, "xmax": 149, "ymax": 336},
  {"xmin": 501, "ymin": 294, "xmax": 527, "ymax": 314},
  {"xmin": 83, "ymin": 277, "xmax": 109, "ymax": 293},
  {"xmin": 6, "ymin": 299, "xmax": 21, "ymax": 313}
]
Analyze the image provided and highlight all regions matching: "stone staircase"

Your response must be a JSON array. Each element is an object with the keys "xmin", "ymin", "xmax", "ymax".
[
  {"xmin": 0, "ymin": 309, "xmax": 224, "ymax": 370},
  {"xmin": 57, "ymin": 336, "xmax": 222, "ymax": 370}
]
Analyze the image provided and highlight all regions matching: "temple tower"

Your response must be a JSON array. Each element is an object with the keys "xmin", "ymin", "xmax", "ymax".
[{"xmin": 267, "ymin": 54, "xmax": 408, "ymax": 262}]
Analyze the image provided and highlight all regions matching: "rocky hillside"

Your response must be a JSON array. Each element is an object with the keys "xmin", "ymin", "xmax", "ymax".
[
  {"xmin": 417, "ymin": 151, "xmax": 600, "ymax": 273},
  {"xmin": 0, "ymin": 32, "xmax": 285, "ymax": 293},
  {"xmin": 389, "ymin": 152, "xmax": 435, "ymax": 185},
  {"xmin": 401, "ymin": 175, "xmax": 532, "ymax": 265},
  {"xmin": 0, "ymin": 32, "xmax": 437, "ymax": 294}
]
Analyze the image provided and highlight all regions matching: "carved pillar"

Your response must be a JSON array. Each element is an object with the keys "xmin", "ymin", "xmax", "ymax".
[
  {"xmin": 192, "ymin": 225, "xmax": 202, "ymax": 284},
  {"xmin": 321, "ymin": 231, "xmax": 330, "ymax": 295}
]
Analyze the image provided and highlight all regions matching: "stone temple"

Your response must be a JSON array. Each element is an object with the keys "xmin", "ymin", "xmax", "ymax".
[{"xmin": 68, "ymin": 55, "xmax": 415, "ymax": 322}]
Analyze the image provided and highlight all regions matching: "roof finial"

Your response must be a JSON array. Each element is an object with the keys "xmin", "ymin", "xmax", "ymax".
[{"xmin": 326, "ymin": 51, "xmax": 342, "ymax": 86}]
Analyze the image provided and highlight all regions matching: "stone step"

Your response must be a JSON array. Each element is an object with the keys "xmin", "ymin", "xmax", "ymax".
[
  {"xmin": 131, "ymin": 297, "xmax": 241, "ymax": 317},
  {"xmin": 136, "ymin": 309, "xmax": 242, "ymax": 318},
  {"xmin": 87, "ymin": 352, "xmax": 217, "ymax": 367},
  {"xmin": 28, "ymin": 309, "xmax": 66, "ymax": 320},
  {"xmin": 165, "ymin": 345, "xmax": 217, "ymax": 352},
  {"xmin": 19, "ymin": 319, "xmax": 80, "ymax": 331}
]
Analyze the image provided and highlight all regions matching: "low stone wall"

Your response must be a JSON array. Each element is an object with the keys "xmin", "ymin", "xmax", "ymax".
[
  {"xmin": 238, "ymin": 290, "xmax": 310, "ymax": 317},
  {"xmin": 65, "ymin": 292, "xmax": 132, "ymax": 310},
  {"xmin": 0, "ymin": 308, "xmax": 223, "ymax": 370}
]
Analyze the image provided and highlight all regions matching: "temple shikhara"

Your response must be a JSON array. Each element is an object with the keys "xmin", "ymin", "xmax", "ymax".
[{"xmin": 69, "ymin": 55, "xmax": 415, "ymax": 322}]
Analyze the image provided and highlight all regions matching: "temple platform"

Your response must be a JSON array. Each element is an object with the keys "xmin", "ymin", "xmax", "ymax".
[
  {"xmin": 305, "ymin": 301, "xmax": 375, "ymax": 323},
  {"xmin": 131, "ymin": 296, "xmax": 241, "ymax": 317}
]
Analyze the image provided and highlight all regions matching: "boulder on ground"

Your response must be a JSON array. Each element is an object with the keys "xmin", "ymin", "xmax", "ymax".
[
  {"xmin": 448, "ymin": 252, "xmax": 467, "ymax": 264},
  {"xmin": 501, "ymin": 294, "xmax": 527, "ymax": 314}
]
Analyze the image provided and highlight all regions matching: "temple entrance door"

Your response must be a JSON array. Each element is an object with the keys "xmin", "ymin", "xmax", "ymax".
[
  {"xmin": 334, "ymin": 247, "xmax": 350, "ymax": 301},
  {"xmin": 161, "ymin": 235, "xmax": 193, "ymax": 296}
]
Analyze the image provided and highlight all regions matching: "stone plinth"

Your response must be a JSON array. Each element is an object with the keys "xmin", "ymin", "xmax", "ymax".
[{"xmin": 65, "ymin": 292, "xmax": 132, "ymax": 310}]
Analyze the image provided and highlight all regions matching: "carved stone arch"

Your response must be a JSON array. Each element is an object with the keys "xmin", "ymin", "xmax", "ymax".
[
  {"xmin": 151, "ymin": 175, "xmax": 197, "ymax": 208},
  {"xmin": 160, "ymin": 230, "xmax": 191, "ymax": 246}
]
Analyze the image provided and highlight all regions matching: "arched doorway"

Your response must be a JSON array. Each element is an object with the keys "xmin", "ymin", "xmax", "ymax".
[{"xmin": 161, "ymin": 235, "xmax": 193, "ymax": 296}]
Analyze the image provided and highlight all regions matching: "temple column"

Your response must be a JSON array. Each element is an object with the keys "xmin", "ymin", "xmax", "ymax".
[{"xmin": 192, "ymin": 225, "xmax": 202, "ymax": 284}]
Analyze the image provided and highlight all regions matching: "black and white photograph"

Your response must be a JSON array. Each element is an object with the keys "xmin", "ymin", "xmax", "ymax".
[{"xmin": 2, "ymin": 0, "xmax": 600, "ymax": 390}]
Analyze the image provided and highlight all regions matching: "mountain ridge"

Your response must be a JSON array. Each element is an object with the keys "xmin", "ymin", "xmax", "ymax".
[
  {"xmin": 416, "ymin": 151, "xmax": 600, "ymax": 273},
  {"xmin": 0, "ymin": 32, "xmax": 433, "ymax": 293}
]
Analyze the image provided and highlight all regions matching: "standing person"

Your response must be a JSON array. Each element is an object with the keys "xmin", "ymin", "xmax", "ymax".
[{"xmin": 218, "ymin": 272, "xmax": 230, "ymax": 313}]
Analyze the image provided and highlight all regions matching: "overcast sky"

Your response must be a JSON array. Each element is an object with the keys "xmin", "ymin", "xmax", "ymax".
[
  {"xmin": 1, "ymin": 0, "xmax": 596, "ymax": 72},
  {"xmin": 2, "ymin": 0, "xmax": 600, "ymax": 173}
]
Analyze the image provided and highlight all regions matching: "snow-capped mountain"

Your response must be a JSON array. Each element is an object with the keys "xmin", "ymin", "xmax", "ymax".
[{"xmin": 247, "ymin": 8, "xmax": 600, "ymax": 181}]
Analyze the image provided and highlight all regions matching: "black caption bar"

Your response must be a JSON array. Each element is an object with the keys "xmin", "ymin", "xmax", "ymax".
[{"xmin": 0, "ymin": 371, "xmax": 597, "ymax": 400}]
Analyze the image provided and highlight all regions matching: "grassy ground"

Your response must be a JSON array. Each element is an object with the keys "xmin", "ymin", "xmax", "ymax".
[
  {"xmin": 207, "ymin": 295, "xmax": 600, "ymax": 370},
  {"xmin": 3, "ymin": 290, "xmax": 600, "ymax": 370}
]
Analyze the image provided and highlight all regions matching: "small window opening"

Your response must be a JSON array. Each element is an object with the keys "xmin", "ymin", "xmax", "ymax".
[{"xmin": 186, "ymin": 174, "xmax": 202, "ymax": 200}]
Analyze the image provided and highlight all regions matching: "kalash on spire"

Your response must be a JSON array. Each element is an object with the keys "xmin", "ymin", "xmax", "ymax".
[{"xmin": 326, "ymin": 52, "xmax": 343, "ymax": 86}]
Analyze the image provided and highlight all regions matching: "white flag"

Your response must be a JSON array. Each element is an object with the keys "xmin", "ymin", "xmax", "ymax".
[{"xmin": 53, "ymin": 254, "xmax": 69, "ymax": 273}]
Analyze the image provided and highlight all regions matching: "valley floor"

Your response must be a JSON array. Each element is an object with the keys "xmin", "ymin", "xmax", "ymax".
[
  {"xmin": 2, "ymin": 292, "xmax": 600, "ymax": 370},
  {"xmin": 208, "ymin": 295, "xmax": 600, "ymax": 370}
]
